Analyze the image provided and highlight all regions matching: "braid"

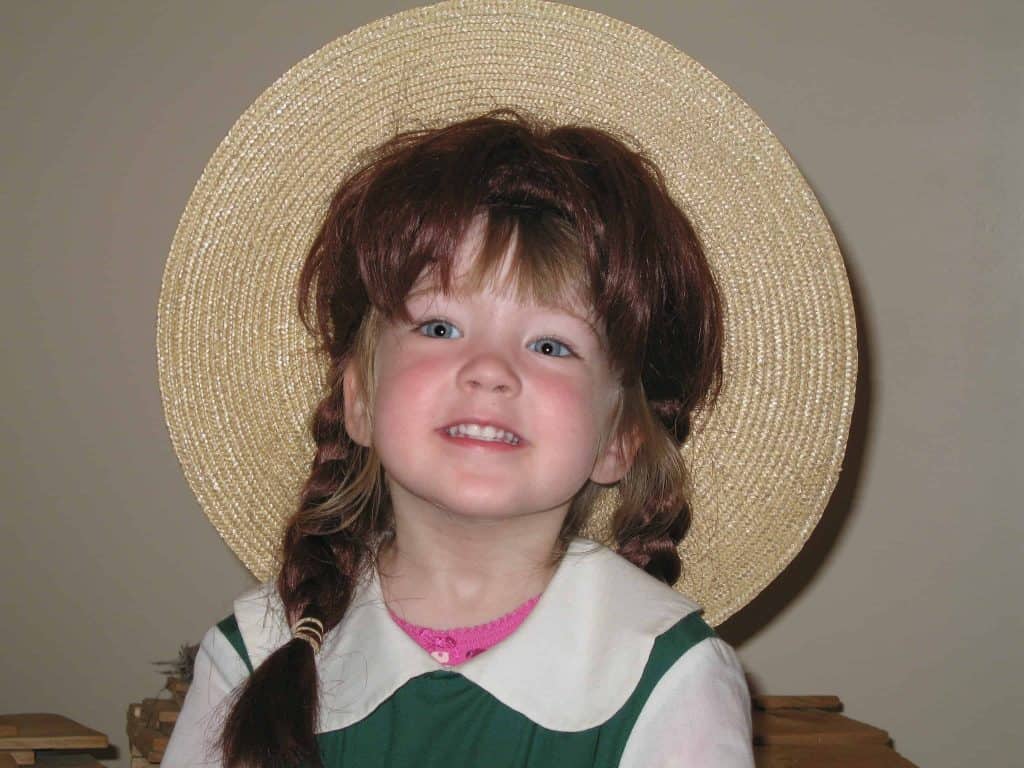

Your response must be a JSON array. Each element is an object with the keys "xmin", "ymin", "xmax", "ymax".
[
  {"xmin": 614, "ymin": 493, "xmax": 690, "ymax": 586},
  {"xmin": 218, "ymin": 361, "xmax": 386, "ymax": 768}
]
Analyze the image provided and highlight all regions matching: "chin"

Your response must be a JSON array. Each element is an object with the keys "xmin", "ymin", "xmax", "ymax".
[
  {"xmin": 387, "ymin": 472, "xmax": 581, "ymax": 526},
  {"xmin": 439, "ymin": 493, "xmax": 576, "ymax": 524},
  {"xmin": 433, "ymin": 496, "xmax": 532, "ymax": 522}
]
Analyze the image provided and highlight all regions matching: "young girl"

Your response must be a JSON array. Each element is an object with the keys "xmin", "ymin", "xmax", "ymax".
[{"xmin": 163, "ymin": 109, "xmax": 754, "ymax": 767}]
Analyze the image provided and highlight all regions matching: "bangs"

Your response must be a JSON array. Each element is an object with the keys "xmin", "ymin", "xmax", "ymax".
[
  {"xmin": 469, "ymin": 208, "xmax": 591, "ymax": 311},
  {"xmin": 414, "ymin": 208, "xmax": 598, "ymax": 328}
]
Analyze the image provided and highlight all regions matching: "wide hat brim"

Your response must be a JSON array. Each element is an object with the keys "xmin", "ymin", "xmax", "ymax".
[{"xmin": 157, "ymin": 0, "xmax": 857, "ymax": 626}]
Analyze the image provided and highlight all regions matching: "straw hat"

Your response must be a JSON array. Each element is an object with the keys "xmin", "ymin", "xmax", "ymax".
[{"xmin": 157, "ymin": 0, "xmax": 857, "ymax": 626}]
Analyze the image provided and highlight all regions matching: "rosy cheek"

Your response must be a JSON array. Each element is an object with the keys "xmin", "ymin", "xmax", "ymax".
[
  {"xmin": 377, "ymin": 355, "xmax": 441, "ymax": 408},
  {"xmin": 533, "ymin": 377, "xmax": 599, "ymax": 439},
  {"xmin": 402, "ymin": 355, "xmax": 450, "ymax": 391}
]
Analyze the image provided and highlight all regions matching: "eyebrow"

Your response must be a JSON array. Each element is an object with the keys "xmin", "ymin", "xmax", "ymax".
[{"xmin": 406, "ymin": 285, "xmax": 440, "ymax": 300}]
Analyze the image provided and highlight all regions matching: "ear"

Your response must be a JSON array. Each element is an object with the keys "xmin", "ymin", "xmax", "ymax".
[
  {"xmin": 590, "ymin": 425, "xmax": 642, "ymax": 485},
  {"xmin": 341, "ymin": 363, "xmax": 372, "ymax": 447}
]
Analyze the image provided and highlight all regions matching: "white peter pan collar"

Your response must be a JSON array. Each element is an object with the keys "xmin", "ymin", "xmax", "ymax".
[{"xmin": 233, "ymin": 537, "xmax": 703, "ymax": 733}]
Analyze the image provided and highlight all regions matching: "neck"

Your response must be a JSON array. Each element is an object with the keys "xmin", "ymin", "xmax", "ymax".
[{"xmin": 377, "ymin": 486, "xmax": 569, "ymax": 629}]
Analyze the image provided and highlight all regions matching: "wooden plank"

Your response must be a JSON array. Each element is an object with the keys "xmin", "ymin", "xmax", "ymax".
[
  {"xmin": 139, "ymin": 699, "xmax": 179, "ymax": 730},
  {"xmin": 753, "ymin": 695, "xmax": 843, "ymax": 711},
  {"xmin": 755, "ymin": 743, "xmax": 918, "ymax": 767},
  {"xmin": 0, "ymin": 716, "xmax": 107, "ymax": 751},
  {"xmin": 753, "ymin": 710, "xmax": 890, "ymax": 746},
  {"xmin": 7, "ymin": 751, "xmax": 34, "ymax": 766}
]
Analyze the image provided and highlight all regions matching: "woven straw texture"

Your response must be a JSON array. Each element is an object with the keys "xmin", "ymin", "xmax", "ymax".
[{"xmin": 157, "ymin": 0, "xmax": 857, "ymax": 626}]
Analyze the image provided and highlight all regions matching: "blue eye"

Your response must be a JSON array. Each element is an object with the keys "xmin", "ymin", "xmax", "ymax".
[
  {"xmin": 416, "ymin": 319, "xmax": 574, "ymax": 358},
  {"xmin": 417, "ymin": 319, "xmax": 462, "ymax": 339},
  {"xmin": 530, "ymin": 338, "xmax": 575, "ymax": 358}
]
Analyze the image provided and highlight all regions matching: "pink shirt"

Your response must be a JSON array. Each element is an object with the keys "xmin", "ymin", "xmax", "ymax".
[{"xmin": 388, "ymin": 595, "xmax": 541, "ymax": 666}]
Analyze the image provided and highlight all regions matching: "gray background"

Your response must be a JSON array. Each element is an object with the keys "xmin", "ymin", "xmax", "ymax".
[{"xmin": 2, "ymin": 2, "xmax": 1020, "ymax": 766}]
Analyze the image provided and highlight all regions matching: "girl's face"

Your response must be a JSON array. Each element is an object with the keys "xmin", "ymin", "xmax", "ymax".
[{"xmin": 344, "ymin": 218, "xmax": 635, "ymax": 532}]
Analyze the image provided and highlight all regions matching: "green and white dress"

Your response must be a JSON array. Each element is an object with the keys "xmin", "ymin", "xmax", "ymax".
[{"xmin": 163, "ymin": 538, "xmax": 754, "ymax": 767}]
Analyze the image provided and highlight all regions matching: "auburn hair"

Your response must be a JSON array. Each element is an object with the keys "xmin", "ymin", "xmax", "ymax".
[{"xmin": 218, "ymin": 108, "xmax": 723, "ymax": 767}]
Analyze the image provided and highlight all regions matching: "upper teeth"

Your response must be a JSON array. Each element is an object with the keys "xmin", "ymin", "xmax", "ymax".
[{"xmin": 446, "ymin": 423, "xmax": 521, "ymax": 445}]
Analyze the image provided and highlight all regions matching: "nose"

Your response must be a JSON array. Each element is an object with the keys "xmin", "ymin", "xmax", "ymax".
[{"xmin": 456, "ymin": 351, "xmax": 521, "ymax": 396}]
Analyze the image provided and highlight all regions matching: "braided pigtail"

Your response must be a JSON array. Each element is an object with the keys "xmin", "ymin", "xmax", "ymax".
[
  {"xmin": 608, "ymin": 210, "xmax": 724, "ymax": 586},
  {"xmin": 611, "ymin": 216, "xmax": 724, "ymax": 585},
  {"xmin": 218, "ymin": 297, "xmax": 387, "ymax": 767},
  {"xmin": 551, "ymin": 119, "xmax": 725, "ymax": 586}
]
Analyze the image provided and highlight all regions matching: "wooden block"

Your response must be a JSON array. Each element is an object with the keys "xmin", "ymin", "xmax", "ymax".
[
  {"xmin": 754, "ymin": 709, "xmax": 890, "ymax": 746},
  {"xmin": 753, "ymin": 695, "xmax": 843, "ymax": 712},
  {"xmin": 147, "ymin": 750, "xmax": 164, "ymax": 763},
  {"xmin": 157, "ymin": 710, "xmax": 178, "ymax": 725},
  {"xmin": 139, "ymin": 700, "xmax": 179, "ymax": 730},
  {"xmin": 0, "ymin": 715, "xmax": 108, "ymax": 751},
  {"xmin": 6, "ymin": 751, "xmax": 34, "ymax": 766},
  {"xmin": 755, "ymin": 743, "xmax": 918, "ymax": 767},
  {"xmin": 130, "ymin": 759, "xmax": 151, "ymax": 768},
  {"xmin": 131, "ymin": 727, "xmax": 169, "ymax": 755}
]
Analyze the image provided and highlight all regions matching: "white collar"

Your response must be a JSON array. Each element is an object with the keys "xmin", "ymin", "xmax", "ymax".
[{"xmin": 234, "ymin": 537, "xmax": 701, "ymax": 733}]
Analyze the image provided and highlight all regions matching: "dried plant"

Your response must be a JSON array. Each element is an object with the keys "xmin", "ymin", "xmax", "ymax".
[{"xmin": 152, "ymin": 643, "xmax": 200, "ymax": 683}]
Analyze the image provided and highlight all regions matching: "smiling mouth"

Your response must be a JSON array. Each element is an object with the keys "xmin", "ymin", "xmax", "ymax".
[{"xmin": 440, "ymin": 423, "xmax": 523, "ymax": 445}]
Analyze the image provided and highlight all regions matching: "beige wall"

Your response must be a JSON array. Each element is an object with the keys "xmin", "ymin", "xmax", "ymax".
[{"xmin": 1, "ymin": 2, "xmax": 1019, "ymax": 766}]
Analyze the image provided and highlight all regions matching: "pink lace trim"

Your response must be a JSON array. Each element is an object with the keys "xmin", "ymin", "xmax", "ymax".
[{"xmin": 389, "ymin": 594, "xmax": 541, "ymax": 666}]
